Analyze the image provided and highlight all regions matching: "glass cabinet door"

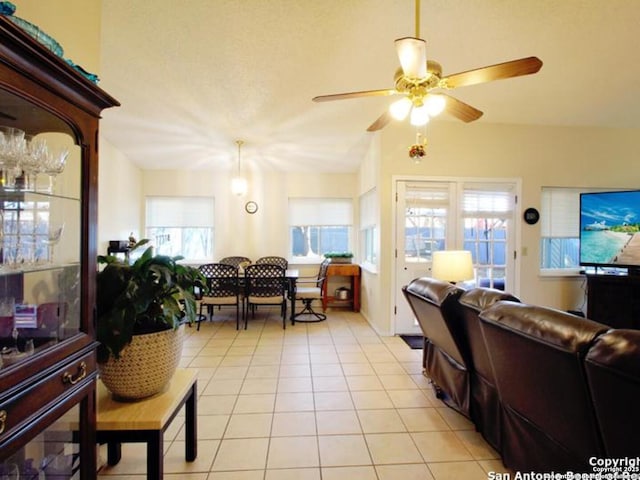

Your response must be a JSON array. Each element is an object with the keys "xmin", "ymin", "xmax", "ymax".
[
  {"xmin": 0, "ymin": 89, "xmax": 82, "ymax": 372},
  {"xmin": 1, "ymin": 404, "xmax": 82, "ymax": 480}
]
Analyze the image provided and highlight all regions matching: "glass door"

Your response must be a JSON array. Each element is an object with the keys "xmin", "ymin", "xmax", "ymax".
[
  {"xmin": 394, "ymin": 179, "xmax": 517, "ymax": 335},
  {"xmin": 394, "ymin": 181, "xmax": 454, "ymax": 335}
]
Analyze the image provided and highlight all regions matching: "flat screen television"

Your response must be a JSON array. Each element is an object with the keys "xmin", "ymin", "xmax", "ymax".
[{"xmin": 580, "ymin": 190, "xmax": 640, "ymax": 270}]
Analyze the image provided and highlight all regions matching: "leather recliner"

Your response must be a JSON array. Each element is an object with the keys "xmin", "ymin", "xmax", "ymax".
[
  {"xmin": 402, "ymin": 277, "xmax": 469, "ymax": 417},
  {"xmin": 458, "ymin": 287, "xmax": 520, "ymax": 452},
  {"xmin": 479, "ymin": 301, "xmax": 608, "ymax": 472},
  {"xmin": 585, "ymin": 329, "xmax": 640, "ymax": 457}
]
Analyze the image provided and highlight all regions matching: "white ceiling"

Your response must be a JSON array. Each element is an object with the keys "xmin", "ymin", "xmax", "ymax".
[{"xmin": 98, "ymin": 0, "xmax": 640, "ymax": 174}]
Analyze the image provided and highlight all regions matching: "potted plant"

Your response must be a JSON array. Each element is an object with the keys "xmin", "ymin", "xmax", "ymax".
[
  {"xmin": 96, "ymin": 239, "xmax": 205, "ymax": 400},
  {"xmin": 324, "ymin": 252, "xmax": 354, "ymax": 264}
]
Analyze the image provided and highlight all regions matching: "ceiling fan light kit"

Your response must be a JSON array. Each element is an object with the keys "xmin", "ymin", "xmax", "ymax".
[{"xmin": 312, "ymin": 0, "xmax": 543, "ymax": 133}]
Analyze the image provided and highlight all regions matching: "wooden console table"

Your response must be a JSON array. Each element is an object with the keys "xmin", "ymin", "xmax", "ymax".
[
  {"xmin": 96, "ymin": 368, "xmax": 197, "ymax": 479},
  {"xmin": 322, "ymin": 263, "xmax": 361, "ymax": 312}
]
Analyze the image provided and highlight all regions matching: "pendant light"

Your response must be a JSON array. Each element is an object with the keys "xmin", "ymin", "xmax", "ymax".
[{"xmin": 230, "ymin": 140, "xmax": 248, "ymax": 197}]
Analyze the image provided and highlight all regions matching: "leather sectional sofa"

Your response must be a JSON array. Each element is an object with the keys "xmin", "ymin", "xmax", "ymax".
[{"xmin": 402, "ymin": 277, "xmax": 640, "ymax": 473}]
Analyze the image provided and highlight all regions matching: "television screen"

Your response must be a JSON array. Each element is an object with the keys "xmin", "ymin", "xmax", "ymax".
[{"xmin": 580, "ymin": 190, "xmax": 640, "ymax": 268}]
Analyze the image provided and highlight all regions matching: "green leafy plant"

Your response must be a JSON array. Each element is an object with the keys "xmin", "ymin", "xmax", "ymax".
[
  {"xmin": 96, "ymin": 239, "xmax": 206, "ymax": 363},
  {"xmin": 323, "ymin": 252, "xmax": 354, "ymax": 258}
]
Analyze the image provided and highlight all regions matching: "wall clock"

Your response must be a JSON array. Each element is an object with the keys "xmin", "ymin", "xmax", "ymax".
[
  {"xmin": 524, "ymin": 207, "xmax": 540, "ymax": 225},
  {"xmin": 245, "ymin": 201, "xmax": 258, "ymax": 214}
]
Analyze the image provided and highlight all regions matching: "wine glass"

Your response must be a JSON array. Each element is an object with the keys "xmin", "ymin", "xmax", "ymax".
[
  {"xmin": 42, "ymin": 146, "xmax": 69, "ymax": 193},
  {"xmin": 0, "ymin": 126, "xmax": 26, "ymax": 189},
  {"xmin": 21, "ymin": 135, "xmax": 47, "ymax": 191},
  {"xmin": 44, "ymin": 223, "xmax": 64, "ymax": 264}
]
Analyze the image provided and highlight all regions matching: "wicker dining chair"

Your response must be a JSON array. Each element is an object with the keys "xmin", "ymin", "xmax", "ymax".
[
  {"xmin": 292, "ymin": 259, "xmax": 329, "ymax": 324},
  {"xmin": 219, "ymin": 256, "xmax": 251, "ymax": 269},
  {"xmin": 197, "ymin": 263, "xmax": 242, "ymax": 330},
  {"xmin": 255, "ymin": 256, "xmax": 288, "ymax": 269},
  {"xmin": 243, "ymin": 263, "xmax": 287, "ymax": 329}
]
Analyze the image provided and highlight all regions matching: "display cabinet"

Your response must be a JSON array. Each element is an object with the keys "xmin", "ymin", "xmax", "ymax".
[{"xmin": 0, "ymin": 16, "xmax": 119, "ymax": 479}]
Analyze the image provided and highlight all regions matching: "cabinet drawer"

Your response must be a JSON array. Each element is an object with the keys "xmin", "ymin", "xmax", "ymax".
[
  {"xmin": 0, "ymin": 351, "xmax": 95, "ymax": 444},
  {"xmin": 327, "ymin": 264, "xmax": 360, "ymax": 276}
]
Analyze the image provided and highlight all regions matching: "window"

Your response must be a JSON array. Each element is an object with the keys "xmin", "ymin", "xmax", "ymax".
[
  {"xmin": 404, "ymin": 183, "xmax": 449, "ymax": 263},
  {"xmin": 145, "ymin": 196, "xmax": 214, "ymax": 262},
  {"xmin": 540, "ymin": 187, "xmax": 616, "ymax": 273},
  {"xmin": 289, "ymin": 197, "xmax": 352, "ymax": 261},
  {"xmin": 360, "ymin": 188, "xmax": 378, "ymax": 266},
  {"xmin": 462, "ymin": 183, "xmax": 515, "ymax": 290}
]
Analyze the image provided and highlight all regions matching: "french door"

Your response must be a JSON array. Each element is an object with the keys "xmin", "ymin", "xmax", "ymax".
[{"xmin": 393, "ymin": 179, "xmax": 518, "ymax": 335}]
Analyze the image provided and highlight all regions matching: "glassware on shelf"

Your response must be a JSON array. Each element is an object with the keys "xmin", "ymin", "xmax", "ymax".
[
  {"xmin": 21, "ymin": 135, "xmax": 47, "ymax": 192},
  {"xmin": 0, "ymin": 126, "xmax": 26, "ymax": 189},
  {"xmin": 42, "ymin": 147, "xmax": 69, "ymax": 194},
  {"xmin": 43, "ymin": 223, "xmax": 64, "ymax": 264}
]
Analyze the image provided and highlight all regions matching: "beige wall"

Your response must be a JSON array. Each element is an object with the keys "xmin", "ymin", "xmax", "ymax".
[
  {"xmin": 12, "ymin": 0, "xmax": 102, "ymax": 75},
  {"xmin": 97, "ymin": 138, "xmax": 142, "ymax": 256}
]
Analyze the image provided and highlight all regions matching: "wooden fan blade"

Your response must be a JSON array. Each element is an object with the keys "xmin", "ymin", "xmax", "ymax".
[
  {"xmin": 443, "ymin": 56, "xmax": 543, "ymax": 89},
  {"xmin": 312, "ymin": 89, "xmax": 398, "ymax": 102},
  {"xmin": 442, "ymin": 93, "xmax": 483, "ymax": 123},
  {"xmin": 367, "ymin": 111, "xmax": 392, "ymax": 132}
]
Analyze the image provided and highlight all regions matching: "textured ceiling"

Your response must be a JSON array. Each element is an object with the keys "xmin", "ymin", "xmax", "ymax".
[{"xmin": 98, "ymin": 0, "xmax": 640, "ymax": 173}]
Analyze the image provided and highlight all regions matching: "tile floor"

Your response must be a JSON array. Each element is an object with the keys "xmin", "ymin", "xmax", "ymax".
[{"xmin": 97, "ymin": 308, "xmax": 512, "ymax": 480}]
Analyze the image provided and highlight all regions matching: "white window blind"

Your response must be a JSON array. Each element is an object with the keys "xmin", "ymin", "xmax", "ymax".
[
  {"xmin": 540, "ymin": 187, "xmax": 621, "ymax": 238},
  {"xmin": 540, "ymin": 187, "xmax": 583, "ymax": 238},
  {"xmin": 406, "ymin": 183, "xmax": 449, "ymax": 209},
  {"xmin": 289, "ymin": 198, "xmax": 353, "ymax": 226},
  {"xmin": 146, "ymin": 196, "xmax": 214, "ymax": 228},
  {"xmin": 463, "ymin": 183, "xmax": 514, "ymax": 217},
  {"xmin": 359, "ymin": 188, "xmax": 377, "ymax": 229}
]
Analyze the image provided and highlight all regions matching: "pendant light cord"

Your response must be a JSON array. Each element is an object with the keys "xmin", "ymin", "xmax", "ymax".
[{"xmin": 236, "ymin": 140, "xmax": 243, "ymax": 174}]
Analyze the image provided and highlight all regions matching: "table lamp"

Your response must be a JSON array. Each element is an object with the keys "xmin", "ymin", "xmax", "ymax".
[{"xmin": 431, "ymin": 250, "xmax": 474, "ymax": 284}]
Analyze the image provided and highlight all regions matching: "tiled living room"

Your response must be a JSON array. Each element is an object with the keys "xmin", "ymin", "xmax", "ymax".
[{"xmin": 97, "ymin": 308, "xmax": 508, "ymax": 480}]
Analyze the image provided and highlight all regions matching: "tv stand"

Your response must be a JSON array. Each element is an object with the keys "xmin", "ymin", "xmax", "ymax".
[{"xmin": 586, "ymin": 274, "xmax": 640, "ymax": 329}]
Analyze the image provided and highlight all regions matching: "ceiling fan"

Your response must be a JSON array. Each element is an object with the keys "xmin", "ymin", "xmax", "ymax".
[{"xmin": 312, "ymin": 0, "xmax": 543, "ymax": 132}]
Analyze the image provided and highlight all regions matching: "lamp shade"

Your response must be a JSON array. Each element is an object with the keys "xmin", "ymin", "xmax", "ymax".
[
  {"xmin": 230, "ymin": 176, "xmax": 247, "ymax": 196},
  {"xmin": 389, "ymin": 97, "xmax": 412, "ymax": 120},
  {"xmin": 410, "ymin": 104, "xmax": 430, "ymax": 126},
  {"xmin": 424, "ymin": 94, "xmax": 446, "ymax": 116},
  {"xmin": 394, "ymin": 37, "xmax": 427, "ymax": 79},
  {"xmin": 431, "ymin": 250, "xmax": 474, "ymax": 283}
]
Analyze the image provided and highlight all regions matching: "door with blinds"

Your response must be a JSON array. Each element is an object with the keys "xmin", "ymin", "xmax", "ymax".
[{"xmin": 394, "ymin": 179, "xmax": 517, "ymax": 335}]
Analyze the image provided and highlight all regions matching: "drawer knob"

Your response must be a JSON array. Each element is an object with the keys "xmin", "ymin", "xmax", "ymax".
[
  {"xmin": 0, "ymin": 410, "xmax": 6, "ymax": 434},
  {"xmin": 62, "ymin": 361, "xmax": 87, "ymax": 385}
]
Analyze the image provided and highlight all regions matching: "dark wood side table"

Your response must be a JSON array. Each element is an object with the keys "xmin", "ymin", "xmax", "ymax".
[
  {"xmin": 96, "ymin": 368, "xmax": 197, "ymax": 479},
  {"xmin": 322, "ymin": 264, "xmax": 361, "ymax": 312}
]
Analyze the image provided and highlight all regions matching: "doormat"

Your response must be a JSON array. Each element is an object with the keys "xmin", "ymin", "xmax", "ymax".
[{"xmin": 400, "ymin": 335, "xmax": 424, "ymax": 349}]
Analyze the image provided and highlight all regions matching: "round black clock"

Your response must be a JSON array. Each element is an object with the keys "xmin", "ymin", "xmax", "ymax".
[
  {"xmin": 245, "ymin": 201, "xmax": 258, "ymax": 214},
  {"xmin": 524, "ymin": 207, "xmax": 540, "ymax": 225}
]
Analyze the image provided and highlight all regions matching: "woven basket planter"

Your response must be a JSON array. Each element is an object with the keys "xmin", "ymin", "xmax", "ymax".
[{"xmin": 98, "ymin": 324, "xmax": 185, "ymax": 401}]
